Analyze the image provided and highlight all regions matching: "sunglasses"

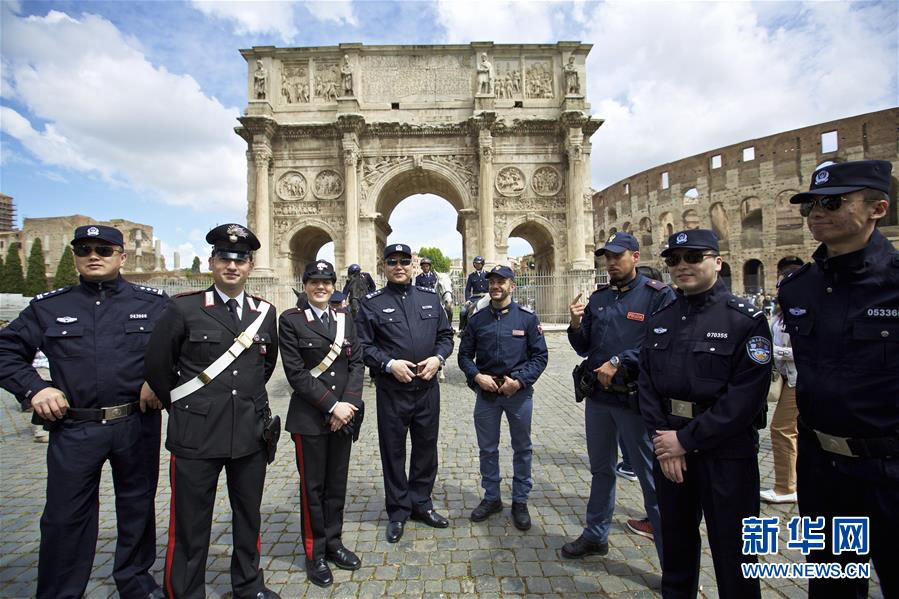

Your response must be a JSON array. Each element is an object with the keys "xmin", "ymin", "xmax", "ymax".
[
  {"xmin": 73, "ymin": 244, "xmax": 121, "ymax": 258},
  {"xmin": 385, "ymin": 258, "xmax": 412, "ymax": 267},
  {"xmin": 664, "ymin": 251, "xmax": 718, "ymax": 267},
  {"xmin": 799, "ymin": 195, "xmax": 847, "ymax": 217}
]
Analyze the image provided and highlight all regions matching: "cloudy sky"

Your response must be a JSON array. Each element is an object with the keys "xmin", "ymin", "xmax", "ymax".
[{"xmin": 2, "ymin": 0, "xmax": 896, "ymax": 267}]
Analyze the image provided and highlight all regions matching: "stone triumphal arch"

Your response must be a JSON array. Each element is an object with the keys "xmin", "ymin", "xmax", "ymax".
[{"xmin": 236, "ymin": 43, "xmax": 601, "ymax": 280}]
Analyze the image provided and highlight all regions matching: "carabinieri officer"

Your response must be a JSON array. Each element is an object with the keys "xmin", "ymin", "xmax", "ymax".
[
  {"xmin": 145, "ymin": 224, "xmax": 280, "ymax": 599},
  {"xmin": 355, "ymin": 243, "xmax": 455, "ymax": 543},
  {"xmin": 639, "ymin": 229, "xmax": 771, "ymax": 599},
  {"xmin": 279, "ymin": 260, "xmax": 364, "ymax": 588},
  {"xmin": 778, "ymin": 160, "xmax": 898, "ymax": 598},
  {"xmin": 0, "ymin": 224, "xmax": 168, "ymax": 599},
  {"xmin": 457, "ymin": 265, "xmax": 548, "ymax": 531}
]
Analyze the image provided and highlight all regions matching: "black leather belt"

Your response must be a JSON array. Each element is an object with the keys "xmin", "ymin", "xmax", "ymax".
[
  {"xmin": 665, "ymin": 398, "xmax": 709, "ymax": 419},
  {"xmin": 67, "ymin": 401, "xmax": 141, "ymax": 423},
  {"xmin": 798, "ymin": 419, "xmax": 899, "ymax": 459}
]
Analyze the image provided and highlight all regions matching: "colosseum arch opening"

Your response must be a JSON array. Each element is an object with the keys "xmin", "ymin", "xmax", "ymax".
[
  {"xmin": 682, "ymin": 209, "xmax": 700, "ymax": 230},
  {"xmin": 659, "ymin": 212, "xmax": 675, "ymax": 238},
  {"xmin": 709, "ymin": 202, "xmax": 730, "ymax": 250},
  {"xmin": 740, "ymin": 197, "xmax": 763, "ymax": 249},
  {"xmin": 638, "ymin": 218, "xmax": 653, "ymax": 259},
  {"xmin": 776, "ymin": 190, "xmax": 804, "ymax": 246},
  {"xmin": 720, "ymin": 261, "xmax": 733, "ymax": 290},
  {"xmin": 743, "ymin": 259, "xmax": 764, "ymax": 294}
]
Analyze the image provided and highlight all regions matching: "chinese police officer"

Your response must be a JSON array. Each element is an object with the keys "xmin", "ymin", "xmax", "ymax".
[
  {"xmin": 355, "ymin": 243, "xmax": 455, "ymax": 543},
  {"xmin": 458, "ymin": 265, "xmax": 548, "ymax": 530},
  {"xmin": 563, "ymin": 232, "xmax": 675, "ymax": 562},
  {"xmin": 778, "ymin": 160, "xmax": 898, "ymax": 598},
  {"xmin": 639, "ymin": 229, "xmax": 771, "ymax": 599},
  {"xmin": 415, "ymin": 257, "xmax": 438, "ymax": 289},
  {"xmin": 0, "ymin": 225, "xmax": 168, "ymax": 599},
  {"xmin": 279, "ymin": 260, "xmax": 364, "ymax": 588},
  {"xmin": 145, "ymin": 224, "xmax": 281, "ymax": 599}
]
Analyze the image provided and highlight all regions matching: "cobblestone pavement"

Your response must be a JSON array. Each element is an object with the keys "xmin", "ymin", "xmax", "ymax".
[{"xmin": 1, "ymin": 332, "xmax": 883, "ymax": 598}]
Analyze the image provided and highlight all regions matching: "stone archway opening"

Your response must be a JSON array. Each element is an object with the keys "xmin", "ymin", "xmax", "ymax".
[
  {"xmin": 720, "ymin": 261, "xmax": 732, "ymax": 290},
  {"xmin": 741, "ymin": 197, "xmax": 763, "ymax": 249},
  {"xmin": 509, "ymin": 220, "xmax": 555, "ymax": 274},
  {"xmin": 743, "ymin": 259, "xmax": 764, "ymax": 294},
  {"xmin": 289, "ymin": 226, "xmax": 334, "ymax": 279},
  {"xmin": 382, "ymin": 193, "xmax": 463, "ymax": 280}
]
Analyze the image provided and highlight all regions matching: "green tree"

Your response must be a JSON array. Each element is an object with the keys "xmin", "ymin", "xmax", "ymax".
[
  {"xmin": 53, "ymin": 245, "xmax": 79, "ymax": 288},
  {"xmin": 191, "ymin": 256, "xmax": 201, "ymax": 273},
  {"xmin": 1, "ymin": 242, "xmax": 25, "ymax": 294},
  {"xmin": 417, "ymin": 246, "xmax": 451, "ymax": 273},
  {"xmin": 24, "ymin": 238, "xmax": 49, "ymax": 296}
]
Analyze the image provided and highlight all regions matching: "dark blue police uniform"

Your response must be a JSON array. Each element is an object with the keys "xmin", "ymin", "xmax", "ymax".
[
  {"xmin": 639, "ymin": 230, "xmax": 770, "ymax": 599},
  {"xmin": 0, "ymin": 225, "xmax": 167, "ymax": 599},
  {"xmin": 355, "ymin": 244, "xmax": 454, "ymax": 530},
  {"xmin": 458, "ymin": 266, "xmax": 548, "ymax": 524},
  {"xmin": 778, "ymin": 160, "xmax": 898, "ymax": 598},
  {"xmin": 415, "ymin": 270, "xmax": 438, "ymax": 289},
  {"xmin": 567, "ymin": 232, "xmax": 675, "ymax": 560},
  {"xmin": 464, "ymin": 269, "xmax": 489, "ymax": 301}
]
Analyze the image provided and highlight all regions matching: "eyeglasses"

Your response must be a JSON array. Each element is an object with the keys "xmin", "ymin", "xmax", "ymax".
[
  {"xmin": 664, "ymin": 251, "xmax": 718, "ymax": 267},
  {"xmin": 73, "ymin": 244, "xmax": 121, "ymax": 258},
  {"xmin": 385, "ymin": 258, "xmax": 412, "ymax": 267},
  {"xmin": 799, "ymin": 195, "xmax": 847, "ymax": 217}
]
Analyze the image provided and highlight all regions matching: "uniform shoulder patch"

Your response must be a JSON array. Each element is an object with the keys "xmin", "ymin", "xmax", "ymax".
[
  {"xmin": 727, "ymin": 297, "xmax": 764, "ymax": 319},
  {"xmin": 776, "ymin": 262, "xmax": 812, "ymax": 288},
  {"xmin": 132, "ymin": 284, "xmax": 164, "ymax": 297},
  {"xmin": 416, "ymin": 286, "xmax": 436, "ymax": 294},
  {"xmin": 364, "ymin": 288, "xmax": 384, "ymax": 300},
  {"xmin": 746, "ymin": 336, "xmax": 772, "ymax": 364},
  {"xmin": 644, "ymin": 279, "xmax": 669, "ymax": 291},
  {"xmin": 32, "ymin": 286, "xmax": 72, "ymax": 302},
  {"xmin": 174, "ymin": 289, "xmax": 204, "ymax": 298}
]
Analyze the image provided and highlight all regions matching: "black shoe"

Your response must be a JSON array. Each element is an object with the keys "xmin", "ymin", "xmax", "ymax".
[
  {"xmin": 511, "ymin": 502, "xmax": 531, "ymax": 531},
  {"xmin": 147, "ymin": 590, "xmax": 166, "ymax": 599},
  {"xmin": 410, "ymin": 509, "xmax": 449, "ymax": 528},
  {"xmin": 561, "ymin": 534, "xmax": 609, "ymax": 559},
  {"xmin": 326, "ymin": 544, "xmax": 362, "ymax": 570},
  {"xmin": 470, "ymin": 498, "xmax": 503, "ymax": 522},
  {"xmin": 305, "ymin": 557, "xmax": 333, "ymax": 587},
  {"xmin": 386, "ymin": 520, "xmax": 405, "ymax": 543},
  {"xmin": 255, "ymin": 590, "xmax": 282, "ymax": 599}
]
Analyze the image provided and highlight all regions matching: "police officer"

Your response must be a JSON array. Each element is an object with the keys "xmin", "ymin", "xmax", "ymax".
[
  {"xmin": 458, "ymin": 265, "xmax": 548, "ymax": 530},
  {"xmin": 355, "ymin": 243, "xmax": 455, "ymax": 543},
  {"xmin": 461, "ymin": 256, "xmax": 489, "ymax": 331},
  {"xmin": 145, "ymin": 224, "xmax": 280, "ymax": 599},
  {"xmin": 0, "ymin": 225, "xmax": 167, "ymax": 599},
  {"xmin": 562, "ymin": 232, "xmax": 674, "ymax": 561},
  {"xmin": 343, "ymin": 264, "xmax": 376, "ymax": 317},
  {"xmin": 639, "ymin": 229, "xmax": 771, "ymax": 598},
  {"xmin": 279, "ymin": 260, "xmax": 364, "ymax": 587},
  {"xmin": 415, "ymin": 257, "xmax": 438, "ymax": 289},
  {"xmin": 778, "ymin": 160, "xmax": 898, "ymax": 598}
]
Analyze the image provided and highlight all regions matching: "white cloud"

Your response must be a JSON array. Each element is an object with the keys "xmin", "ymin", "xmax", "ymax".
[
  {"xmin": 306, "ymin": 1, "xmax": 358, "ymax": 26},
  {"xmin": 189, "ymin": 0, "xmax": 300, "ymax": 41},
  {"xmin": 1, "ymin": 9, "xmax": 246, "ymax": 210},
  {"xmin": 435, "ymin": 0, "xmax": 558, "ymax": 43}
]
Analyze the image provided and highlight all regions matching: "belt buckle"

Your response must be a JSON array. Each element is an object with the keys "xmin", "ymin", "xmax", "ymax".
[
  {"xmin": 670, "ymin": 399, "xmax": 694, "ymax": 419},
  {"xmin": 235, "ymin": 332, "xmax": 253, "ymax": 349},
  {"xmin": 102, "ymin": 404, "xmax": 127, "ymax": 421},
  {"xmin": 814, "ymin": 430, "xmax": 856, "ymax": 457}
]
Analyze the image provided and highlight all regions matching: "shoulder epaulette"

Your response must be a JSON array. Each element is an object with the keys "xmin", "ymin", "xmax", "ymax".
[
  {"xmin": 644, "ymin": 279, "xmax": 669, "ymax": 291},
  {"xmin": 518, "ymin": 304, "xmax": 534, "ymax": 314},
  {"xmin": 364, "ymin": 288, "xmax": 384, "ymax": 300},
  {"xmin": 174, "ymin": 289, "xmax": 204, "ymax": 298},
  {"xmin": 416, "ymin": 286, "xmax": 436, "ymax": 294},
  {"xmin": 132, "ymin": 284, "xmax": 164, "ymax": 297},
  {"xmin": 591, "ymin": 284, "xmax": 609, "ymax": 296},
  {"xmin": 777, "ymin": 262, "xmax": 812, "ymax": 288},
  {"xmin": 33, "ymin": 286, "xmax": 72, "ymax": 302},
  {"xmin": 250, "ymin": 294, "xmax": 269, "ymax": 304},
  {"xmin": 281, "ymin": 307, "xmax": 302, "ymax": 317},
  {"xmin": 727, "ymin": 297, "xmax": 764, "ymax": 319}
]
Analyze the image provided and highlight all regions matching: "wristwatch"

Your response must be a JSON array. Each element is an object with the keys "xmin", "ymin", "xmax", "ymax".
[{"xmin": 609, "ymin": 355, "xmax": 621, "ymax": 369}]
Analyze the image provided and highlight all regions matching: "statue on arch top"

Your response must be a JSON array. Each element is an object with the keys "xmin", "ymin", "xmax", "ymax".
[
  {"xmin": 476, "ymin": 52, "xmax": 494, "ymax": 96},
  {"xmin": 341, "ymin": 54, "xmax": 354, "ymax": 97},
  {"xmin": 564, "ymin": 56, "xmax": 580, "ymax": 95},
  {"xmin": 253, "ymin": 59, "xmax": 266, "ymax": 100}
]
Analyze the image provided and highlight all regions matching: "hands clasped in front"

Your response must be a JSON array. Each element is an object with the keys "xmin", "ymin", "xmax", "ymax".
[
  {"xmin": 474, "ymin": 373, "xmax": 522, "ymax": 396},
  {"xmin": 390, "ymin": 356, "xmax": 442, "ymax": 384}
]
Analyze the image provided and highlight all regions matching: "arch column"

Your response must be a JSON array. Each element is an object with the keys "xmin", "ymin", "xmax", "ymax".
[
  {"xmin": 565, "ymin": 134, "xmax": 591, "ymax": 269},
  {"xmin": 252, "ymin": 146, "xmax": 273, "ymax": 275},
  {"xmin": 342, "ymin": 142, "xmax": 360, "ymax": 267},
  {"xmin": 477, "ymin": 132, "xmax": 496, "ymax": 263}
]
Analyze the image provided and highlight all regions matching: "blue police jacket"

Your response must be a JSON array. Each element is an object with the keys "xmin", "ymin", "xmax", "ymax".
[
  {"xmin": 777, "ymin": 229, "xmax": 899, "ymax": 439},
  {"xmin": 465, "ymin": 270, "xmax": 489, "ymax": 301},
  {"xmin": 415, "ymin": 271, "xmax": 438, "ymax": 289},
  {"xmin": 568, "ymin": 273, "xmax": 675, "ymax": 402},
  {"xmin": 355, "ymin": 282, "xmax": 455, "ymax": 390},
  {"xmin": 638, "ymin": 279, "xmax": 772, "ymax": 458},
  {"xmin": 457, "ymin": 300, "xmax": 548, "ymax": 389},
  {"xmin": 0, "ymin": 275, "xmax": 168, "ymax": 408}
]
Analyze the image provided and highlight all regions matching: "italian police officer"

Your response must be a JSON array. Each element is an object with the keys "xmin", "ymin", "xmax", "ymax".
[
  {"xmin": 0, "ymin": 225, "xmax": 168, "ymax": 599},
  {"xmin": 415, "ymin": 257, "xmax": 438, "ymax": 289},
  {"xmin": 279, "ymin": 260, "xmax": 364, "ymax": 587},
  {"xmin": 777, "ymin": 160, "xmax": 898, "ymax": 598},
  {"xmin": 355, "ymin": 243, "xmax": 455, "ymax": 542},
  {"xmin": 639, "ymin": 229, "xmax": 771, "ymax": 599},
  {"xmin": 461, "ymin": 256, "xmax": 489, "ymax": 331},
  {"xmin": 145, "ymin": 224, "xmax": 280, "ymax": 599},
  {"xmin": 562, "ymin": 232, "xmax": 675, "ymax": 562},
  {"xmin": 458, "ymin": 265, "xmax": 548, "ymax": 530}
]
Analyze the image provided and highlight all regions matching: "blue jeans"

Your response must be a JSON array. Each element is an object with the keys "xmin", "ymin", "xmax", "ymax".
[
  {"xmin": 584, "ymin": 400, "xmax": 663, "ymax": 561},
  {"xmin": 473, "ymin": 387, "xmax": 534, "ymax": 503}
]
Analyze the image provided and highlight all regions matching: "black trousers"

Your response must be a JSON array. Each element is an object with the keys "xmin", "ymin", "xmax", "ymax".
[
  {"xmin": 654, "ymin": 454, "xmax": 761, "ymax": 599},
  {"xmin": 38, "ymin": 411, "xmax": 161, "ymax": 599},
  {"xmin": 797, "ymin": 432, "xmax": 899, "ymax": 599},
  {"xmin": 376, "ymin": 383, "xmax": 440, "ymax": 521},
  {"xmin": 164, "ymin": 450, "xmax": 267, "ymax": 599},
  {"xmin": 292, "ymin": 432, "xmax": 353, "ymax": 560}
]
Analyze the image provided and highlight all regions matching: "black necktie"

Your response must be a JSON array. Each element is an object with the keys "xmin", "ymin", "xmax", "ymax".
[
  {"xmin": 320, "ymin": 311, "xmax": 329, "ymax": 328},
  {"xmin": 226, "ymin": 298, "xmax": 240, "ymax": 328}
]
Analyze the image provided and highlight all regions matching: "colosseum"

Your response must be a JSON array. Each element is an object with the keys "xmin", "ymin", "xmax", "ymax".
[{"xmin": 592, "ymin": 108, "xmax": 898, "ymax": 294}]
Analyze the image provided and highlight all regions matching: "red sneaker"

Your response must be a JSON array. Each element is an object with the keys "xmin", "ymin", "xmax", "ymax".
[{"xmin": 626, "ymin": 518, "xmax": 654, "ymax": 540}]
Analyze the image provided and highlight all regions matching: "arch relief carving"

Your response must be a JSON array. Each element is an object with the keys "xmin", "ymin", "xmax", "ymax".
[
  {"xmin": 531, "ymin": 166, "xmax": 562, "ymax": 196},
  {"xmin": 495, "ymin": 166, "xmax": 527, "ymax": 197},
  {"xmin": 314, "ymin": 170, "xmax": 344, "ymax": 199},
  {"xmin": 277, "ymin": 171, "xmax": 308, "ymax": 201}
]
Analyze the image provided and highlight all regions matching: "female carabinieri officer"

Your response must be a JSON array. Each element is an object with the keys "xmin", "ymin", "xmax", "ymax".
[{"xmin": 278, "ymin": 260, "xmax": 365, "ymax": 588}]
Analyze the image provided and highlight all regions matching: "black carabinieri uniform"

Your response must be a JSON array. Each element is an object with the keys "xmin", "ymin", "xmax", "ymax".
[
  {"xmin": 355, "ymin": 282, "xmax": 454, "ymax": 521},
  {"xmin": 279, "ymin": 301, "xmax": 364, "ymax": 562},
  {"xmin": 778, "ymin": 229, "xmax": 899, "ymax": 598},
  {"xmin": 144, "ymin": 287, "xmax": 278, "ymax": 599},
  {"xmin": 638, "ymin": 279, "xmax": 771, "ymax": 599},
  {"xmin": 0, "ymin": 276, "xmax": 167, "ymax": 599}
]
